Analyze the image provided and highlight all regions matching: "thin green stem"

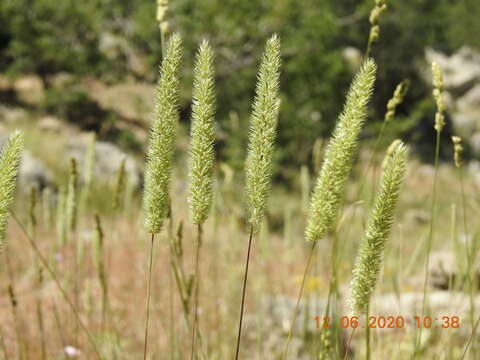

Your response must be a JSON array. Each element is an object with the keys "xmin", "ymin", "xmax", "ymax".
[
  {"xmin": 365, "ymin": 42, "xmax": 373, "ymax": 60},
  {"xmin": 169, "ymin": 251, "xmax": 175, "ymax": 360},
  {"xmin": 461, "ymin": 315, "xmax": 480, "ymax": 360},
  {"xmin": 190, "ymin": 224, "xmax": 203, "ymax": 360},
  {"xmin": 167, "ymin": 215, "xmax": 207, "ymax": 359},
  {"xmin": 10, "ymin": 212, "xmax": 102, "ymax": 359},
  {"xmin": 343, "ymin": 328, "xmax": 356, "ymax": 360},
  {"xmin": 143, "ymin": 233, "xmax": 155, "ymax": 360},
  {"xmin": 459, "ymin": 168, "xmax": 476, "ymax": 357},
  {"xmin": 321, "ymin": 230, "xmax": 341, "ymax": 357},
  {"xmin": 415, "ymin": 130, "xmax": 441, "ymax": 358},
  {"xmin": 235, "ymin": 227, "xmax": 254, "ymax": 360},
  {"xmin": 161, "ymin": 30, "xmax": 166, "ymax": 60},
  {"xmin": 36, "ymin": 266, "xmax": 46, "ymax": 360},
  {"xmin": 281, "ymin": 241, "xmax": 317, "ymax": 360}
]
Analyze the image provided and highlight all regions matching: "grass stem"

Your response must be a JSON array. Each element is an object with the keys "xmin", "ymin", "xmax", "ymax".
[
  {"xmin": 235, "ymin": 226, "xmax": 254, "ymax": 360},
  {"xmin": 143, "ymin": 233, "xmax": 155, "ymax": 360},
  {"xmin": 190, "ymin": 223, "xmax": 203, "ymax": 360},
  {"xmin": 416, "ymin": 130, "xmax": 441, "ymax": 357},
  {"xmin": 281, "ymin": 241, "xmax": 317, "ymax": 360},
  {"xmin": 461, "ymin": 315, "xmax": 480, "ymax": 359},
  {"xmin": 343, "ymin": 327, "xmax": 356, "ymax": 360}
]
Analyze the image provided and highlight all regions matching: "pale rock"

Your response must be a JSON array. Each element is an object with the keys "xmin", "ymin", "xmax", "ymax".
[
  {"xmin": 13, "ymin": 75, "xmax": 45, "ymax": 105},
  {"xmin": 67, "ymin": 137, "xmax": 142, "ymax": 188}
]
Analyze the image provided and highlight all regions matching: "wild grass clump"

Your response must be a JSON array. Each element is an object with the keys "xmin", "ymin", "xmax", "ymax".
[
  {"xmin": 2, "ymin": 12, "xmax": 477, "ymax": 360},
  {"xmin": 283, "ymin": 59, "xmax": 376, "ymax": 359}
]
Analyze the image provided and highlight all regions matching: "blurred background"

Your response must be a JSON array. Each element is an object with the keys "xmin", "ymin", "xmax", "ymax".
[{"xmin": 1, "ymin": 0, "xmax": 480, "ymax": 181}]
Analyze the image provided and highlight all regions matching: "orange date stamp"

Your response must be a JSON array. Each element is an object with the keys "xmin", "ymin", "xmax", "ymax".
[{"xmin": 314, "ymin": 316, "xmax": 461, "ymax": 329}]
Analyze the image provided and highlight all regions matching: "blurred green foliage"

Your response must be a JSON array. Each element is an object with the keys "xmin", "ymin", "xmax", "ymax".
[{"xmin": 1, "ymin": 0, "xmax": 479, "ymax": 177}]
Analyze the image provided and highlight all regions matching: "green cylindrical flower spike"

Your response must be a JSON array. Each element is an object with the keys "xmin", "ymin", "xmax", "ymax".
[
  {"xmin": 432, "ymin": 62, "xmax": 446, "ymax": 133},
  {"xmin": 452, "ymin": 136, "xmax": 463, "ymax": 169},
  {"xmin": 143, "ymin": 33, "xmax": 183, "ymax": 234},
  {"xmin": 385, "ymin": 80, "xmax": 410, "ymax": 123},
  {"xmin": 66, "ymin": 158, "xmax": 78, "ymax": 232},
  {"xmin": 0, "ymin": 130, "xmax": 24, "ymax": 252},
  {"xmin": 245, "ymin": 35, "xmax": 282, "ymax": 232},
  {"xmin": 350, "ymin": 141, "xmax": 407, "ymax": 314},
  {"xmin": 188, "ymin": 39, "xmax": 216, "ymax": 225},
  {"xmin": 305, "ymin": 59, "xmax": 377, "ymax": 242}
]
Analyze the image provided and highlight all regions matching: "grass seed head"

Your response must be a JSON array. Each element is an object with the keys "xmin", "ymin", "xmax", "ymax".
[
  {"xmin": 305, "ymin": 59, "xmax": 377, "ymax": 242},
  {"xmin": 385, "ymin": 80, "xmax": 410, "ymax": 123},
  {"xmin": 188, "ymin": 39, "xmax": 216, "ymax": 225},
  {"xmin": 0, "ymin": 130, "xmax": 24, "ymax": 252},
  {"xmin": 143, "ymin": 33, "xmax": 183, "ymax": 234},
  {"xmin": 245, "ymin": 34, "xmax": 282, "ymax": 233},
  {"xmin": 432, "ymin": 61, "xmax": 446, "ymax": 133},
  {"xmin": 350, "ymin": 141, "xmax": 407, "ymax": 315},
  {"xmin": 451, "ymin": 136, "xmax": 463, "ymax": 168}
]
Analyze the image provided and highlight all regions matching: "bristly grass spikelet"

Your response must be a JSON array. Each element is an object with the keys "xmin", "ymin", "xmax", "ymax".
[
  {"xmin": 0, "ymin": 130, "xmax": 24, "ymax": 253},
  {"xmin": 385, "ymin": 80, "xmax": 410, "ymax": 123},
  {"xmin": 350, "ymin": 141, "xmax": 407, "ymax": 315},
  {"xmin": 236, "ymin": 35, "xmax": 281, "ymax": 360},
  {"xmin": 188, "ymin": 39, "xmax": 216, "ymax": 360},
  {"xmin": 245, "ymin": 34, "xmax": 281, "ymax": 233},
  {"xmin": 305, "ymin": 59, "xmax": 377, "ymax": 242},
  {"xmin": 432, "ymin": 61, "xmax": 446, "ymax": 133},
  {"xmin": 142, "ymin": 33, "xmax": 182, "ymax": 360},
  {"xmin": 188, "ymin": 39, "xmax": 216, "ymax": 226},
  {"xmin": 143, "ymin": 33, "xmax": 183, "ymax": 234}
]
